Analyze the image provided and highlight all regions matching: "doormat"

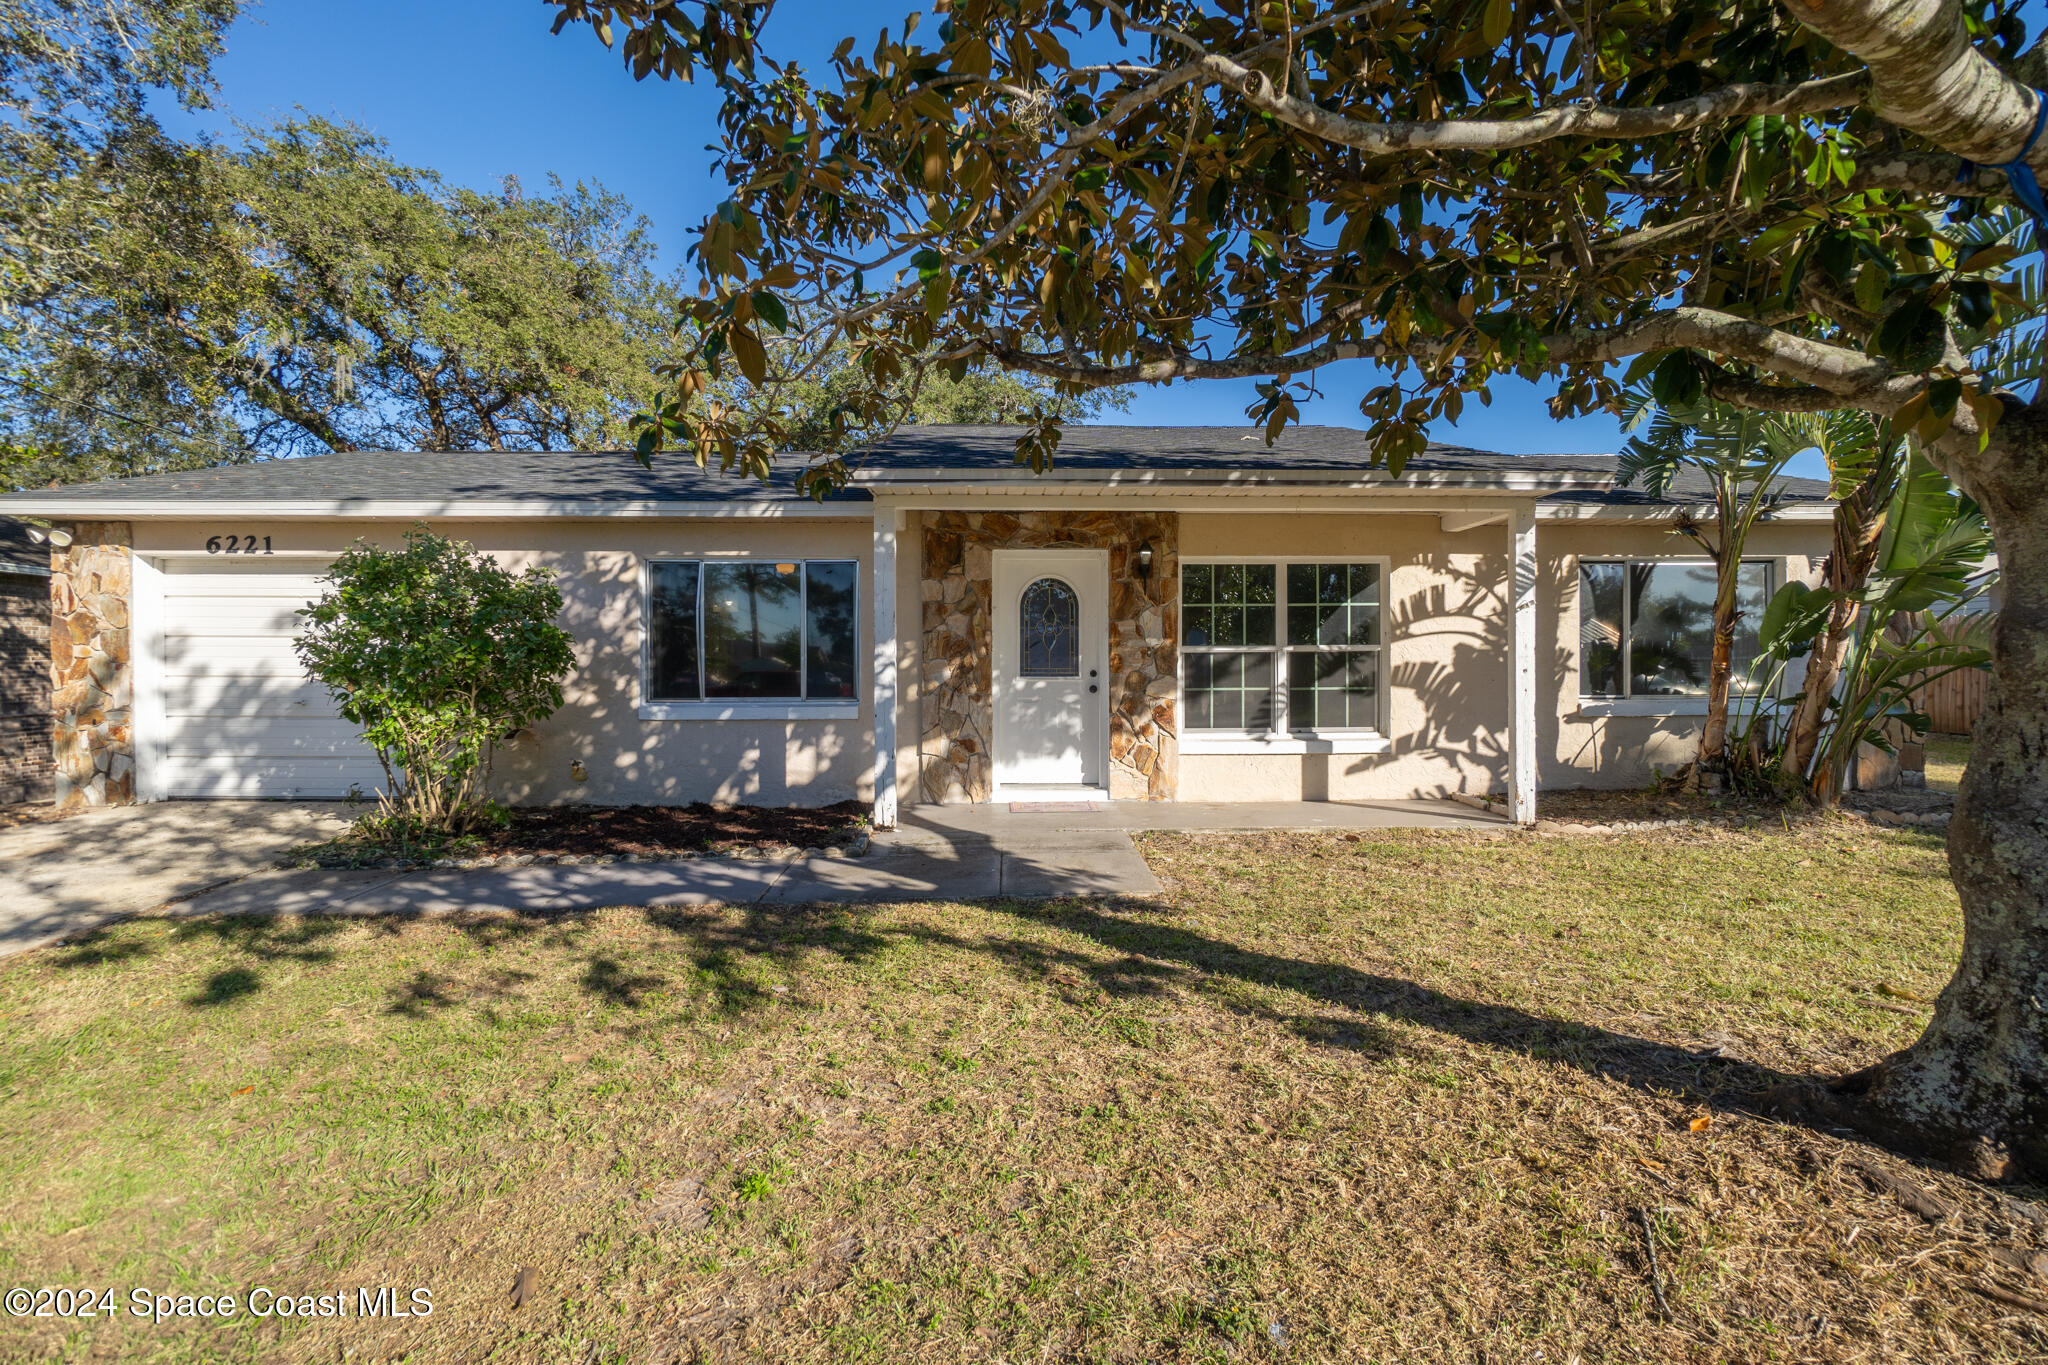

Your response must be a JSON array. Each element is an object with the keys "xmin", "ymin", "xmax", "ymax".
[{"xmin": 1009, "ymin": 801, "xmax": 1098, "ymax": 812}]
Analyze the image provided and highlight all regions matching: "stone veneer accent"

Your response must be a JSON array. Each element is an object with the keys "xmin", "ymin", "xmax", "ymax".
[
  {"xmin": 50, "ymin": 521, "xmax": 135, "ymax": 812},
  {"xmin": 918, "ymin": 510, "xmax": 1178, "ymax": 803}
]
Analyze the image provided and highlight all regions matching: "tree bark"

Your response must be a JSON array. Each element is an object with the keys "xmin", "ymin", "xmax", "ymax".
[
  {"xmin": 1824, "ymin": 415, "xmax": 2048, "ymax": 1178},
  {"xmin": 1786, "ymin": 468, "xmax": 1895, "ymax": 798}
]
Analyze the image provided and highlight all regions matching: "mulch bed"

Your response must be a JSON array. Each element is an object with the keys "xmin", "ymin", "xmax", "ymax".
[
  {"xmin": 0, "ymin": 802, "xmax": 63, "ymax": 831},
  {"xmin": 474, "ymin": 801, "xmax": 870, "ymax": 857},
  {"xmin": 290, "ymin": 800, "xmax": 872, "ymax": 868}
]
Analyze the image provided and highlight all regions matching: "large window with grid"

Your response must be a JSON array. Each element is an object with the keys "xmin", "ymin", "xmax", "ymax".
[
  {"xmin": 1181, "ymin": 561, "xmax": 1384, "ymax": 735},
  {"xmin": 1579, "ymin": 559, "xmax": 1773, "ymax": 699},
  {"xmin": 645, "ymin": 559, "xmax": 859, "ymax": 703}
]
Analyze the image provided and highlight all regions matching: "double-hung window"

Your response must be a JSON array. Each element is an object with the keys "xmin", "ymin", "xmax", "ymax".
[
  {"xmin": 1578, "ymin": 559, "xmax": 1773, "ymax": 702},
  {"xmin": 1181, "ymin": 560, "xmax": 1386, "ymax": 748},
  {"xmin": 643, "ymin": 558, "xmax": 859, "ymax": 716}
]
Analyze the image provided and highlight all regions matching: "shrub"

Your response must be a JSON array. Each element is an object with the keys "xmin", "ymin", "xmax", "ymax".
[{"xmin": 295, "ymin": 527, "xmax": 576, "ymax": 833}]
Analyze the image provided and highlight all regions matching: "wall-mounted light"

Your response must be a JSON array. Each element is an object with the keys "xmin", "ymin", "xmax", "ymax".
[
  {"xmin": 24, "ymin": 524, "xmax": 73, "ymax": 548},
  {"xmin": 1135, "ymin": 542, "xmax": 1154, "ymax": 578}
]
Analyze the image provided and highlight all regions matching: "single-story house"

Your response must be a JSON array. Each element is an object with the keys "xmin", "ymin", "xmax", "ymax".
[{"xmin": 0, "ymin": 425, "xmax": 1836, "ymax": 823}]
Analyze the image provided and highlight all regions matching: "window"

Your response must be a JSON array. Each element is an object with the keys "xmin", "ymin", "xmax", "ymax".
[
  {"xmin": 645, "ymin": 559, "xmax": 858, "ymax": 706},
  {"xmin": 1182, "ymin": 560, "xmax": 1383, "ymax": 735},
  {"xmin": 1019, "ymin": 577, "xmax": 1079, "ymax": 677},
  {"xmin": 1579, "ymin": 560, "xmax": 1773, "ymax": 699}
]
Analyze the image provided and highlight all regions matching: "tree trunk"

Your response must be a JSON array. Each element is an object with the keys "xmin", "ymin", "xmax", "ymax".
[
  {"xmin": 1787, "ymin": 594, "xmax": 1859, "ymax": 800},
  {"xmin": 1824, "ymin": 420, "xmax": 2048, "ymax": 1179},
  {"xmin": 1786, "ymin": 465, "xmax": 1894, "ymax": 798}
]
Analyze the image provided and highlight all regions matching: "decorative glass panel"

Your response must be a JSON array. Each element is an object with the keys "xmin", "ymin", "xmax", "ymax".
[
  {"xmin": 1287, "ymin": 562, "xmax": 1379, "ymax": 646},
  {"xmin": 1578, "ymin": 562, "xmax": 1625, "ymax": 697},
  {"xmin": 1629, "ymin": 562, "xmax": 1771, "ymax": 696},
  {"xmin": 1019, "ymin": 577, "xmax": 1080, "ymax": 677},
  {"xmin": 804, "ymin": 561, "xmax": 859, "ymax": 699},
  {"xmin": 1288, "ymin": 650, "xmax": 1378, "ymax": 729},
  {"xmin": 648, "ymin": 561, "xmax": 701, "ymax": 701},
  {"xmin": 1184, "ymin": 651, "xmax": 1274, "ymax": 732},
  {"xmin": 704, "ymin": 562, "xmax": 804, "ymax": 698}
]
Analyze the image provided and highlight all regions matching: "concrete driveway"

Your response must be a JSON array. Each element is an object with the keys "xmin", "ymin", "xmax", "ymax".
[{"xmin": 0, "ymin": 801, "xmax": 350, "ymax": 957}]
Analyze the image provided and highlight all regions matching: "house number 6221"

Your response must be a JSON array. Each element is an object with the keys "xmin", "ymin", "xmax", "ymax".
[{"xmin": 205, "ymin": 534, "xmax": 274, "ymax": 555}]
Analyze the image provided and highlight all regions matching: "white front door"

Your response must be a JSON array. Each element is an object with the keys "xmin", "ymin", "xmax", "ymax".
[{"xmin": 992, "ymin": 549, "xmax": 1108, "ymax": 794}]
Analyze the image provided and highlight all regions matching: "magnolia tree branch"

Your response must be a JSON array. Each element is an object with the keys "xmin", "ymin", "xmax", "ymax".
[
  {"xmin": 1795, "ymin": 0, "xmax": 2048, "ymax": 173},
  {"xmin": 1196, "ymin": 57, "xmax": 1870, "ymax": 154},
  {"xmin": 981, "ymin": 304, "xmax": 1924, "ymax": 413}
]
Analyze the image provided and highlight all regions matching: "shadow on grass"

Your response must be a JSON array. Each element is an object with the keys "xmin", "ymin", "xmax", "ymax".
[{"xmin": 46, "ymin": 896, "xmax": 1806, "ymax": 1128}]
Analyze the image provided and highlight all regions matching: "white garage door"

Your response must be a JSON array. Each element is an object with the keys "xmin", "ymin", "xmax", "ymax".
[{"xmin": 158, "ymin": 560, "xmax": 384, "ymax": 799}]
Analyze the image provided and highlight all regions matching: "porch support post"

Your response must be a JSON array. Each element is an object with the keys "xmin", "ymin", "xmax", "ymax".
[
  {"xmin": 871, "ymin": 508, "xmax": 901, "ymax": 829},
  {"xmin": 1506, "ymin": 505, "xmax": 1538, "ymax": 825}
]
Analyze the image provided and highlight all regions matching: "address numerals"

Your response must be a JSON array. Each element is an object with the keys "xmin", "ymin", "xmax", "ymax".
[{"xmin": 205, "ymin": 533, "xmax": 274, "ymax": 555}]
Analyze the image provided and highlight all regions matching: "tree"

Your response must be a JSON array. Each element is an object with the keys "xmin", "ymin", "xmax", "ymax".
[
  {"xmin": 0, "ymin": 0, "xmax": 240, "ymax": 482},
  {"xmin": 1616, "ymin": 394, "xmax": 1813, "ymax": 784},
  {"xmin": 1762, "ymin": 451, "xmax": 1995, "ymax": 799},
  {"xmin": 546, "ymin": 0, "xmax": 2048, "ymax": 1174},
  {"xmin": 294, "ymin": 528, "xmax": 577, "ymax": 836},
  {"xmin": 4, "ymin": 119, "xmax": 691, "ymax": 485}
]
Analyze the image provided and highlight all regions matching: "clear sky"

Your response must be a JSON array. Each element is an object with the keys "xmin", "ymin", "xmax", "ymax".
[{"xmin": 158, "ymin": 1, "xmax": 1817, "ymax": 473}]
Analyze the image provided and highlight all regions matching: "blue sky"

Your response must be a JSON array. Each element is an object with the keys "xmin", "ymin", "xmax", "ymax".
[{"xmin": 156, "ymin": 0, "xmax": 1717, "ymax": 466}]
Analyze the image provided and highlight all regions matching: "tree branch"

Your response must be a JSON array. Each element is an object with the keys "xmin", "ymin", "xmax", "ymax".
[{"xmin": 1196, "ymin": 57, "xmax": 1869, "ymax": 154}]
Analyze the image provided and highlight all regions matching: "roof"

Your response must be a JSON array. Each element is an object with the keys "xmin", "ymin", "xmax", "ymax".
[
  {"xmin": 0, "ymin": 425, "xmax": 1831, "ymax": 516},
  {"xmin": 0, "ymin": 517, "xmax": 51, "ymax": 576}
]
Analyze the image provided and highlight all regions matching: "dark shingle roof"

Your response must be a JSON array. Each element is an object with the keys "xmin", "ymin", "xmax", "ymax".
[
  {"xmin": 0, "ymin": 516, "xmax": 48, "ymax": 573},
  {"xmin": 0, "ymin": 449, "xmax": 865, "ymax": 506},
  {"xmin": 0, "ymin": 425, "xmax": 1831, "ymax": 507}
]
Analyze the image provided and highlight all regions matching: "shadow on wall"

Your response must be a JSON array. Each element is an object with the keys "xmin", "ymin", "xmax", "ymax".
[
  {"xmin": 482, "ymin": 545, "xmax": 869, "ymax": 810},
  {"xmin": 1316, "ymin": 546, "xmax": 1709, "ymax": 798}
]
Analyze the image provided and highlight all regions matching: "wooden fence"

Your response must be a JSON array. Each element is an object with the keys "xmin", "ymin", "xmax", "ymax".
[
  {"xmin": 1909, "ymin": 665, "xmax": 1990, "ymax": 735},
  {"xmin": 1890, "ymin": 610, "xmax": 1994, "ymax": 735}
]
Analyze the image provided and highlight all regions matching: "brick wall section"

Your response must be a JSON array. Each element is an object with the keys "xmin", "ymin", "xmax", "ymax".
[
  {"xmin": 0, "ymin": 569, "xmax": 53, "ymax": 803},
  {"xmin": 918, "ymin": 510, "xmax": 1179, "ymax": 803},
  {"xmin": 50, "ymin": 521, "xmax": 135, "ymax": 812}
]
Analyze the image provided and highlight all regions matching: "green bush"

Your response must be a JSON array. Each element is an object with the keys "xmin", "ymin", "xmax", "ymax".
[{"xmin": 295, "ymin": 527, "xmax": 576, "ymax": 833}]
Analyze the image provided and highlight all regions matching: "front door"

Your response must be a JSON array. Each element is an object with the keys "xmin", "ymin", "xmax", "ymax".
[{"xmin": 992, "ymin": 549, "xmax": 1108, "ymax": 793}]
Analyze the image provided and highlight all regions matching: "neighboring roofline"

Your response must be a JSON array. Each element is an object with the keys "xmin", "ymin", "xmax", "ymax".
[{"xmin": 0, "ymin": 497, "xmax": 866, "ymax": 520}]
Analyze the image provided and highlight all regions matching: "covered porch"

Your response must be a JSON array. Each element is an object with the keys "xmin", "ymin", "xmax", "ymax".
[{"xmin": 867, "ymin": 497, "xmax": 1543, "ymax": 829}]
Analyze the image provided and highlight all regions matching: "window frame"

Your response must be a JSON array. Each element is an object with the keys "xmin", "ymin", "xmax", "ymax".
[
  {"xmin": 638, "ymin": 555, "xmax": 862, "ymax": 721},
  {"xmin": 1575, "ymin": 556, "xmax": 1776, "ymax": 713},
  {"xmin": 1178, "ymin": 555, "xmax": 1392, "ymax": 754}
]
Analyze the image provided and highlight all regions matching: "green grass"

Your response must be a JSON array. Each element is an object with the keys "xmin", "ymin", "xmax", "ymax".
[
  {"xmin": 0, "ymin": 822, "xmax": 2034, "ymax": 1363},
  {"xmin": 1924, "ymin": 731, "xmax": 1971, "ymax": 793}
]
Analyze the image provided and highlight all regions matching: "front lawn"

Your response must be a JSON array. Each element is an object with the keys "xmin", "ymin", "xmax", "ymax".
[{"xmin": 2, "ymin": 823, "xmax": 2040, "ymax": 1363}]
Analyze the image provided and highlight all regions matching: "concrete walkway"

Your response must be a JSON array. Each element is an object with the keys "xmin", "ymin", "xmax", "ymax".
[
  {"xmin": 7, "ymin": 798, "xmax": 1504, "ymax": 949},
  {"xmin": 0, "ymin": 800, "xmax": 351, "ymax": 957}
]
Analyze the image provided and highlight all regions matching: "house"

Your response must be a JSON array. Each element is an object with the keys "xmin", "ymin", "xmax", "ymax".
[
  {"xmin": 0, "ymin": 517, "xmax": 55, "ymax": 804},
  {"xmin": 0, "ymin": 425, "xmax": 1836, "ymax": 822}
]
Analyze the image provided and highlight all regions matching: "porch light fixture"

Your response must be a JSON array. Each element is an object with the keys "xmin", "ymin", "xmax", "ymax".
[
  {"xmin": 1135, "ymin": 542, "xmax": 1154, "ymax": 578},
  {"xmin": 24, "ymin": 524, "xmax": 72, "ymax": 548}
]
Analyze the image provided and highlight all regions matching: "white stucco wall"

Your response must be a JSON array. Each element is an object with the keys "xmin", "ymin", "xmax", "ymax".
[
  {"xmin": 1173, "ymin": 512, "xmax": 1823, "ymax": 801},
  {"xmin": 134, "ymin": 517, "xmax": 878, "ymax": 808}
]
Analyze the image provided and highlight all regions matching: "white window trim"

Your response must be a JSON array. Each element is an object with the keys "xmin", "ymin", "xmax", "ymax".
[
  {"xmin": 639, "ymin": 556, "xmax": 861, "ymax": 722},
  {"xmin": 1179, "ymin": 555, "xmax": 1392, "ymax": 743},
  {"xmin": 1574, "ymin": 557, "xmax": 1774, "ymax": 715}
]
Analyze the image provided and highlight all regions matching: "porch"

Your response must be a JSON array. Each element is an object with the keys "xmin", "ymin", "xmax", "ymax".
[{"xmin": 868, "ymin": 503, "xmax": 1541, "ymax": 828}]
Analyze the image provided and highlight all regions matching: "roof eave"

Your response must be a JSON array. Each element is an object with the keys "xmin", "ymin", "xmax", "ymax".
[{"xmin": 0, "ymin": 496, "xmax": 867, "ymax": 519}]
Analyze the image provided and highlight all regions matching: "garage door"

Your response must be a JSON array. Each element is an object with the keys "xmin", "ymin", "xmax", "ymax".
[{"xmin": 158, "ymin": 560, "xmax": 384, "ymax": 799}]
